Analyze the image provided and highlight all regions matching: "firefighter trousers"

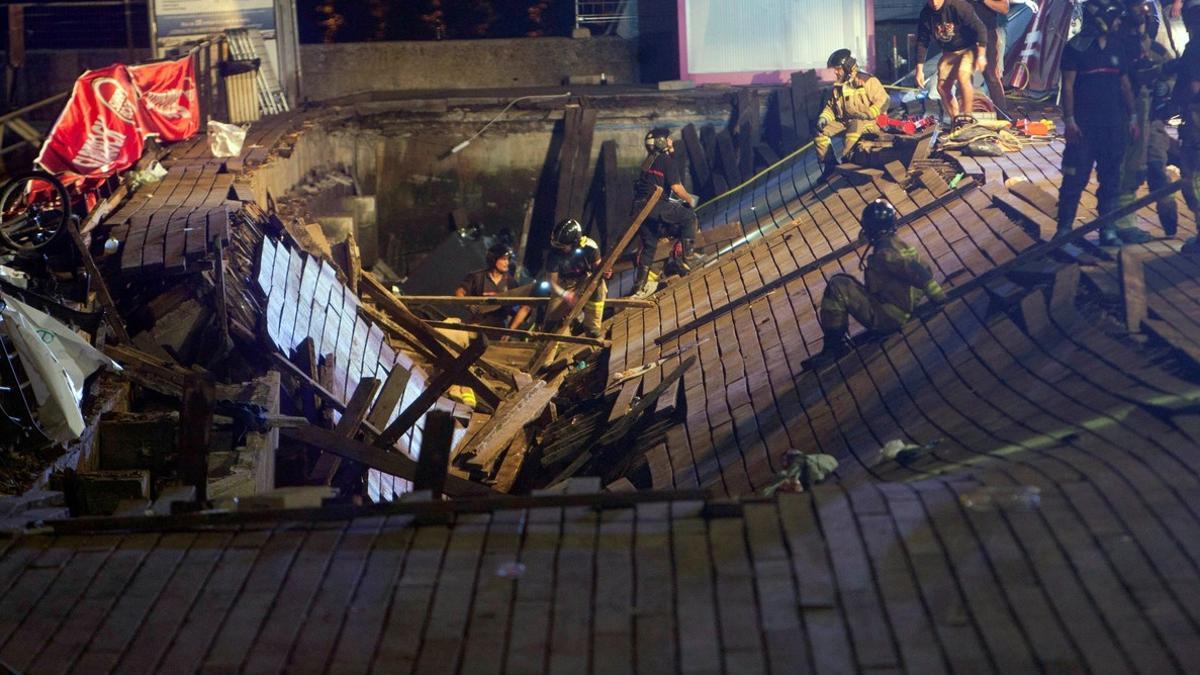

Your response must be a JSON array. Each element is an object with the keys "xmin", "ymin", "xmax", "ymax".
[
  {"xmin": 815, "ymin": 119, "xmax": 877, "ymax": 162},
  {"xmin": 818, "ymin": 274, "xmax": 906, "ymax": 335}
]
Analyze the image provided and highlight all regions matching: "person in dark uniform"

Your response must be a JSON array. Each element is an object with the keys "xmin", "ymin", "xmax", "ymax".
[
  {"xmin": 454, "ymin": 242, "xmax": 531, "ymax": 330},
  {"xmin": 1173, "ymin": 6, "xmax": 1200, "ymax": 216},
  {"xmin": 632, "ymin": 127, "xmax": 699, "ymax": 295},
  {"xmin": 807, "ymin": 199, "xmax": 946, "ymax": 367},
  {"xmin": 542, "ymin": 218, "xmax": 607, "ymax": 338},
  {"xmin": 1115, "ymin": 0, "xmax": 1177, "ymax": 240},
  {"xmin": 1056, "ymin": 0, "xmax": 1139, "ymax": 246}
]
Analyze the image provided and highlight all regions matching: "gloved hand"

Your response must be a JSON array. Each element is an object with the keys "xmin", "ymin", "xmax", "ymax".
[
  {"xmin": 816, "ymin": 116, "xmax": 829, "ymax": 131},
  {"xmin": 562, "ymin": 290, "xmax": 577, "ymax": 306},
  {"xmin": 603, "ymin": 268, "xmax": 613, "ymax": 280}
]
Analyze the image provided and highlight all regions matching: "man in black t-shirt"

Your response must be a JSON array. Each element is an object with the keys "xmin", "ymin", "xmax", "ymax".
[
  {"xmin": 914, "ymin": 0, "xmax": 989, "ymax": 122},
  {"xmin": 1056, "ymin": 0, "xmax": 1138, "ymax": 246},
  {"xmin": 631, "ymin": 127, "xmax": 699, "ymax": 294},
  {"xmin": 454, "ymin": 243, "xmax": 531, "ymax": 330}
]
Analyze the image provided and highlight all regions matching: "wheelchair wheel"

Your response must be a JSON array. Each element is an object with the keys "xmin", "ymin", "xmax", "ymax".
[{"xmin": 0, "ymin": 171, "xmax": 72, "ymax": 254}]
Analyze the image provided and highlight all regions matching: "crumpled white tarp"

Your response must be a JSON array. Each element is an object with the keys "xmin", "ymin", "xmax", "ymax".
[{"xmin": 0, "ymin": 292, "xmax": 120, "ymax": 442}]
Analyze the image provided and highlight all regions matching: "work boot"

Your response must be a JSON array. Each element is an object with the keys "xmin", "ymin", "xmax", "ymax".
[
  {"xmin": 1098, "ymin": 227, "xmax": 1122, "ymax": 248},
  {"xmin": 1115, "ymin": 227, "xmax": 1153, "ymax": 244},
  {"xmin": 803, "ymin": 329, "xmax": 850, "ymax": 369},
  {"xmin": 632, "ymin": 266, "xmax": 656, "ymax": 298}
]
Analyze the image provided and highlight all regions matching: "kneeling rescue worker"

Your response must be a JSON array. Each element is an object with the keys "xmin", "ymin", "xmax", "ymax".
[
  {"xmin": 809, "ymin": 199, "xmax": 946, "ymax": 367},
  {"xmin": 632, "ymin": 127, "xmax": 699, "ymax": 295},
  {"xmin": 815, "ymin": 49, "xmax": 889, "ymax": 169},
  {"xmin": 543, "ymin": 218, "xmax": 607, "ymax": 338}
]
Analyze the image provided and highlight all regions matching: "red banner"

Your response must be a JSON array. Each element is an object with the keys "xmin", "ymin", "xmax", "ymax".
[
  {"xmin": 130, "ymin": 55, "xmax": 200, "ymax": 142},
  {"xmin": 35, "ymin": 64, "xmax": 147, "ymax": 178}
]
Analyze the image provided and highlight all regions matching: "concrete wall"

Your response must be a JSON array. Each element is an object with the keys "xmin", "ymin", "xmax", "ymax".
[{"xmin": 299, "ymin": 37, "xmax": 640, "ymax": 101}]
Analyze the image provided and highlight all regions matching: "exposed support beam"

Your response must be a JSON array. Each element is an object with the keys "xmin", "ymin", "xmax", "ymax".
[{"xmin": 377, "ymin": 338, "xmax": 488, "ymax": 448}]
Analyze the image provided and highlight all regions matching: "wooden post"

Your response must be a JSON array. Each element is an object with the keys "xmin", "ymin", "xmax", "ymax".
[
  {"xmin": 421, "ymin": 320, "xmax": 610, "ymax": 347},
  {"xmin": 308, "ymin": 377, "xmax": 382, "ymax": 485},
  {"xmin": 414, "ymin": 410, "xmax": 455, "ymax": 496},
  {"xmin": 179, "ymin": 375, "xmax": 216, "ymax": 504},
  {"xmin": 377, "ymin": 337, "xmax": 488, "ymax": 448},
  {"xmin": 67, "ymin": 219, "xmax": 131, "ymax": 345}
]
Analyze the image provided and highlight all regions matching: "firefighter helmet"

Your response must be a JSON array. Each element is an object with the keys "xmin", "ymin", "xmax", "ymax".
[
  {"xmin": 486, "ymin": 242, "xmax": 513, "ymax": 268},
  {"xmin": 1083, "ymin": 0, "xmax": 1125, "ymax": 34},
  {"xmin": 860, "ymin": 199, "xmax": 897, "ymax": 241},
  {"xmin": 551, "ymin": 218, "xmax": 583, "ymax": 251},
  {"xmin": 644, "ymin": 127, "xmax": 672, "ymax": 154},
  {"xmin": 827, "ymin": 49, "xmax": 857, "ymax": 83}
]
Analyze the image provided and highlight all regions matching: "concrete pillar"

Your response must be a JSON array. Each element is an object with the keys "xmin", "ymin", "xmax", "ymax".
[{"xmin": 317, "ymin": 215, "xmax": 354, "ymax": 244}]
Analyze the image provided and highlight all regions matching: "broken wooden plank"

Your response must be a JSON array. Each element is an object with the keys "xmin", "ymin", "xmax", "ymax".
[
  {"xmin": 461, "ymin": 373, "xmax": 565, "ymax": 474},
  {"xmin": 423, "ymin": 320, "xmax": 610, "ymax": 347},
  {"xmin": 68, "ymin": 219, "xmax": 132, "ymax": 344},
  {"xmin": 360, "ymin": 272, "xmax": 502, "ymax": 408},
  {"xmin": 365, "ymin": 366, "xmax": 412, "ymax": 432},
  {"xmin": 988, "ymin": 187, "xmax": 1057, "ymax": 241},
  {"xmin": 1119, "ymin": 248, "xmax": 1147, "ymax": 333},
  {"xmin": 414, "ymin": 410, "xmax": 456, "ymax": 496},
  {"xmin": 281, "ymin": 426, "xmax": 493, "ymax": 498},
  {"xmin": 309, "ymin": 377, "xmax": 382, "ymax": 485},
  {"xmin": 377, "ymin": 338, "xmax": 488, "ymax": 448}
]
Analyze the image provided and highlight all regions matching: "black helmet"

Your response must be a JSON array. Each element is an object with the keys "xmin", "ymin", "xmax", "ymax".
[
  {"xmin": 860, "ymin": 199, "xmax": 897, "ymax": 241},
  {"xmin": 644, "ymin": 127, "xmax": 672, "ymax": 153},
  {"xmin": 486, "ymin": 242, "xmax": 513, "ymax": 268},
  {"xmin": 827, "ymin": 49, "xmax": 857, "ymax": 82},
  {"xmin": 1083, "ymin": 0, "xmax": 1124, "ymax": 34},
  {"xmin": 551, "ymin": 218, "xmax": 583, "ymax": 250}
]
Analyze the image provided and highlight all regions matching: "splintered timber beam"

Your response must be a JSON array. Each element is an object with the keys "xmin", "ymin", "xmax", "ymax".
[
  {"xmin": 422, "ymin": 320, "xmax": 610, "ymax": 347},
  {"xmin": 414, "ymin": 410, "xmax": 455, "ymax": 495},
  {"xmin": 68, "ymin": 219, "xmax": 132, "ymax": 344},
  {"xmin": 399, "ymin": 295, "xmax": 655, "ymax": 308},
  {"xmin": 282, "ymin": 426, "xmax": 494, "ymax": 498},
  {"xmin": 377, "ymin": 338, "xmax": 488, "ymax": 448},
  {"xmin": 360, "ymin": 272, "xmax": 502, "ymax": 408},
  {"xmin": 179, "ymin": 375, "xmax": 216, "ymax": 503},
  {"xmin": 308, "ymin": 377, "xmax": 382, "ymax": 485},
  {"xmin": 529, "ymin": 185, "xmax": 663, "ymax": 373}
]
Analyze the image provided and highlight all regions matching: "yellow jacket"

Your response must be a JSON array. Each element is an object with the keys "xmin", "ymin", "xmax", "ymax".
[
  {"xmin": 820, "ymin": 74, "xmax": 889, "ymax": 125},
  {"xmin": 864, "ymin": 234, "xmax": 945, "ymax": 322}
]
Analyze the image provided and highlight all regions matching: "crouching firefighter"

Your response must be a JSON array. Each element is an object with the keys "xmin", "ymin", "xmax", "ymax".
[
  {"xmin": 632, "ymin": 127, "xmax": 700, "ymax": 295},
  {"xmin": 542, "ymin": 218, "xmax": 607, "ymax": 338},
  {"xmin": 807, "ymin": 199, "xmax": 946, "ymax": 367},
  {"xmin": 1114, "ymin": 0, "xmax": 1177, "ymax": 240},
  {"xmin": 815, "ymin": 49, "xmax": 889, "ymax": 171}
]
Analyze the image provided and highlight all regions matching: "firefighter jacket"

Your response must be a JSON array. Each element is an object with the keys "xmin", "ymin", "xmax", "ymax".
[
  {"xmin": 819, "ymin": 74, "xmax": 889, "ymax": 126},
  {"xmin": 864, "ymin": 234, "xmax": 946, "ymax": 323}
]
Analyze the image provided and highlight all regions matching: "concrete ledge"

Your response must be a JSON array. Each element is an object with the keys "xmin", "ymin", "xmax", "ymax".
[{"xmin": 300, "ymin": 37, "xmax": 639, "ymax": 101}]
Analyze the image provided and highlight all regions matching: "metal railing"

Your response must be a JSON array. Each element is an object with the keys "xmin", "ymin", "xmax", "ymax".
[{"xmin": 575, "ymin": 0, "xmax": 637, "ymax": 32}]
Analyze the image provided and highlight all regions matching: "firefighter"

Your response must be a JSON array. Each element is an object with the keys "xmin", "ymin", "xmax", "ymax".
[
  {"xmin": 815, "ymin": 49, "xmax": 890, "ymax": 167},
  {"xmin": 807, "ymin": 199, "xmax": 946, "ymax": 367},
  {"xmin": 632, "ymin": 127, "xmax": 699, "ymax": 296},
  {"xmin": 1056, "ymin": 0, "xmax": 1139, "ymax": 246},
  {"xmin": 542, "ymin": 218, "xmax": 607, "ymax": 338},
  {"xmin": 454, "ymin": 242, "xmax": 532, "ymax": 330},
  {"xmin": 1115, "ymin": 0, "xmax": 1176, "ymax": 240},
  {"xmin": 1173, "ymin": 5, "xmax": 1200, "ymax": 215}
]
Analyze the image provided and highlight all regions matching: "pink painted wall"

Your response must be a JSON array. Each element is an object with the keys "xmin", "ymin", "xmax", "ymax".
[{"xmin": 676, "ymin": 0, "xmax": 876, "ymax": 85}]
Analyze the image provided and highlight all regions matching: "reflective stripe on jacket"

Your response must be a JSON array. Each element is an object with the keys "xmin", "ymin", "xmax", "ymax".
[
  {"xmin": 864, "ymin": 234, "xmax": 946, "ymax": 321},
  {"xmin": 820, "ymin": 74, "xmax": 890, "ymax": 124}
]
